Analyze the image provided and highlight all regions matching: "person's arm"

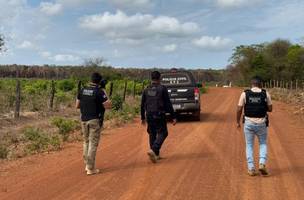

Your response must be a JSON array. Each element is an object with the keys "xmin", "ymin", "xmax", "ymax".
[
  {"xmin": 163, "ymin": 86, "xmax": 177, "ymax": 125},
  {"xmin": 237, "ymin": 106, "xmax": 243, "ymax": 127},
  {"xmin": 236, "ymin": 92, "xmax": 245, "ymax": 128},
  {"xmin": 102, "ymin": 89, "xmax": 112, "ymax": 109},
  {"xmin": 140, "ymin": 91, "xmax": 146, "ymax": 123},
  {"xmin": 76, "ymin": 91, "xmax": 81, "ymax": 109},
  {"xmin": 266, "ymin": 91, "xmax": 273, "ymax": 112},
  {"xmin": 76, "ymin": 100, "xmax": 80, "ymax": 109}
]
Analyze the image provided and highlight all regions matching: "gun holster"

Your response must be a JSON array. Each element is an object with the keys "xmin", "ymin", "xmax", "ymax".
[{"xmin": 265, "ymin": 114, "xmax": 269, "ymax": 127}]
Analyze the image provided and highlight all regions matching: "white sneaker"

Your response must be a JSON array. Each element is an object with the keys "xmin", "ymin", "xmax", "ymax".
[
  {"xmin": 87, "ymin": 169, "xmax": 101, "ymax": 175},
  {"xmin": 147, "ymin": 150, "xmax": 157, "ymax": 163}
]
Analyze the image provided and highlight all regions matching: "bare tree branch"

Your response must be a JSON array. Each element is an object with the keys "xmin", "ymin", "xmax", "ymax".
[{"xmin": 83, "ymin": 57, "xmax": 105, "ymax": 67}]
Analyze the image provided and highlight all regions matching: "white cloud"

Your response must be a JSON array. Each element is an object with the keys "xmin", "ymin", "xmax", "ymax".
[
  {"xmin": 40, "ymin": 2, "xmax": 63, "ymax": 16},
  {"xmin": 39, "ymin": 51, "xmax": 52, "ymax": 58},
  {"xmin": 193, "ymin": 36, "xmax": 233, "ymax": 50},
  {"xmin": 53, "ymin": 54, "xmax": 80, "ymax": 62},
  {"xmin": 17, "ymin": 40, "xmax": 36, "ymax": 49},
  {"xmin": 0, "ymin": 0, "xmax": 26, "ymax": 24},
  {"xmin": 217, "ymin": 0, "xmax": 262, "ymax": 8},
  {"xmin": 39, "ymin": 51, "xmax": 80, "ymax": 62},
  {"xmin": 163, "ymin": 44, "xmax": 177, "ymax": 53},
  {"xmin": 79, "ymin": 10, "xmax": 199, "ymax": 41}
]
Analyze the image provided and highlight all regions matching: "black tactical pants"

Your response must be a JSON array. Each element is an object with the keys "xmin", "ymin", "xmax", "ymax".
[{"xmin": 147, "ymin": 114, "xmax": 168, "ymax": 156}]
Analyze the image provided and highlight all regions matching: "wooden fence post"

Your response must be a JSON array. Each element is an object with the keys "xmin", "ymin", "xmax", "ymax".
[
  {"xmin": 109, "ymin": 82, "xmax": 114, "ymax": 97},
  {"xmin": 295, "ymin": 80, "xmax": 298, "ymax": 91},
  {"xmin": 270, "ymin": 80, "xmax": 272, "ymax": 88},
  {"xmin": 14, "ymin": 79, "xmax": 21, "ymax": 119},
  {"xmin": 276, "ymin": 80, "xmax": 279, "ymax": 88},
  {"xmin": 290, "ymin": 81, "xmax": 293, "ymax": 90},
  {"xmin": 123, "ymin": 80, "xmax": 127, "ymax": 102},
  {"xmin": 49, "ymin": 80, "xmax": 55, "ymax": 110}
]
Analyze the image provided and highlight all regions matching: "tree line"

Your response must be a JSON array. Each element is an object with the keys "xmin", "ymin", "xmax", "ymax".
[
  {"xmin": 226, "ymin": 39, "xmax": 304, "ymax": 85},
  {"xmin": 0, "ymin": 64, "xmax": 224, "ymax": 83}
]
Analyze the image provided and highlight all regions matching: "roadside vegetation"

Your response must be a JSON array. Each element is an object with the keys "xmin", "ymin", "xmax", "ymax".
[
  {"xmin": 227, "ymin": 39, "xmax": 304, "ymax": 86},
  {"xmin": 0, "ymin": 92, "xmax": 141, "ymax": 160},
  {"xmin": 269, "ymin": 88, "xmax": 304, "ymax": 117}
]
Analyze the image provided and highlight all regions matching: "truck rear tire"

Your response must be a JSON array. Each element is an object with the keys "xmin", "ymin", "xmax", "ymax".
[{"xmin": 193, "ymin": 110, "xmax": 201, "ymax": 121}]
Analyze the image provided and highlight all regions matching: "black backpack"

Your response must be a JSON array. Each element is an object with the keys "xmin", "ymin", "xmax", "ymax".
[{"xmin": 144, "ymin": 84, "xmax": 165, "ymax": 114}]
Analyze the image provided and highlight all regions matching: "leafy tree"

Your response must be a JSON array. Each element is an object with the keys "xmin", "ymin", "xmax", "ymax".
[
  {"xmin": 227, "ymin": 39, "xmax": 304, "ymax": 85},
  {"xmin": 287, "ymin": 45, "xmax": 304, "ymax": 80}
]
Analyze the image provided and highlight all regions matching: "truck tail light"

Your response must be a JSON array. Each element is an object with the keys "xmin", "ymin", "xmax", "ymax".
[{"xmin": 194, "ymin": 88, "xmax": 199, "ymax": 101}]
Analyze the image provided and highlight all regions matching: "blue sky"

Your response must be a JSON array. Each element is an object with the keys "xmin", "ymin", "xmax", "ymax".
[{"xmin": 0, "ymin": 0, "xmax": 303, "ymax": 69}]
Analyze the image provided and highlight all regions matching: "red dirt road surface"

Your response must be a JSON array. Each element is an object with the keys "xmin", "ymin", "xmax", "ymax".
[{"xmin": 1, "ymin": 88, "xmax": 304, "ymax": 200}]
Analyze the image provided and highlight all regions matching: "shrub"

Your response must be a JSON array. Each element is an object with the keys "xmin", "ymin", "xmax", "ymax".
[
  {"xmin": 51, "ymin": 117, "xmax": 78, "ymax": 141},
  {"xmin": 111, "ymin": 94, "xmax": 123, "ymax": 111},
  {"xmin": 23, "ymin": 127, "xmax": 63, "ymax": 154},
  {"xmin": 200, "ymin": 86, "xmax": 208, "ymax": 94},
  {"xmin": 23, "ymin": 128, "xmax": 50, "ymax": 154},
  {"xmin": 57, "ymin": 79, "xmax": 75, "ymax": 92},
  {"xmin": 55, "ymin": 91, "xmax": 69, "ymax": 103},
  {"xmin": 23, "ymin": 80, "xmax": 48, "ymax": 95},
  {"xmin": 0, "ymin": 145, "xmax": 8, "ymax": 159},
  {"xmin": 49, "ymin": 135, "xmax": 61, "ymax": 150}
]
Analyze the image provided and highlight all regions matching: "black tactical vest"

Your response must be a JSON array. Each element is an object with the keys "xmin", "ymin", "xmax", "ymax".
[
  {"xmin": 80, "ymin": 85, "xmax": 104, "ymax": 121},
  {"xmin": 244, "ymin": 89, "xmax": 268, "ymax": 118},
  {"xmin": 144, "ymin": 84, "xmax": 165, "ymax": 114}
]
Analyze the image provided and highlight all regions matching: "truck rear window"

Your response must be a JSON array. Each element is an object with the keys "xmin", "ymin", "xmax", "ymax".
[{"xmin": 161, "ymin": 73, "xmax": 192, "ymax": 86}]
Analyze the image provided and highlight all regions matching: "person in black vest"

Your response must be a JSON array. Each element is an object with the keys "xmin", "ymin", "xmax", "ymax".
[
  {"xmin": 76, "ymin": 72, "xmax": 111, "ymax": 175},
  {"xmin": 237, "ymin": 76, "xmax": 273, "ymax": 176},
  {"xmin": 141, "ymin": 71, "xmax": 177, "ymax": 163}
]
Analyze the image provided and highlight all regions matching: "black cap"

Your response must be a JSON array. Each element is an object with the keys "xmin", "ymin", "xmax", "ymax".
[
  {"xmin": 91, "ymin": 72, "xmax": 102, "ymax": 84},
  {"xmin": 151, "ymin": 71, "xmax": 161, "ymax": 81}
]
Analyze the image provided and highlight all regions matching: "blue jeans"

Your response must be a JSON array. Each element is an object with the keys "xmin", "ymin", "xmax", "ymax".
[{"xmin": 244, "ymin": 120, "xmax": 268, "ymax": 170}]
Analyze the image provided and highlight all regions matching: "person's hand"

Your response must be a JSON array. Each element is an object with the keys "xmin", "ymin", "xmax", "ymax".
[
  {"xmin": 172, "ymin": 119, "xmax": 177, "ymax": 126},
  {"xmin": 141, "ymin": 120, "xmax": 146, "ymax": 126},
  {"xmin": 103, "ymin": 100, "xmax": 112, "ymax": 109}
]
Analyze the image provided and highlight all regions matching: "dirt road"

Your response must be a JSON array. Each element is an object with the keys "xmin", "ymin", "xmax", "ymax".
[{"xmin": 1, "ymin": 88, "xmax": 304, "ymax": 200}]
